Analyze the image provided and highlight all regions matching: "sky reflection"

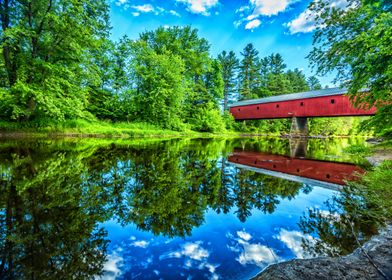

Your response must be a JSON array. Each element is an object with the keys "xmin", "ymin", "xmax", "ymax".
[{"xmin": 101, "ymin": 185, "xmax": 337, "ymax": 280}]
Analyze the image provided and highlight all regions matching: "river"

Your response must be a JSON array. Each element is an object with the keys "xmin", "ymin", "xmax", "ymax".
[{"xmin": 0, "ymin": 137, "xmax": 377, "ymax": 279}]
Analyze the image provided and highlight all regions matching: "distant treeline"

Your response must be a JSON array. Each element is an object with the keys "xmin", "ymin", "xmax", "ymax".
[{"xmin": 0, "ymin": 0, "xmax": 387, "ymax": 135}]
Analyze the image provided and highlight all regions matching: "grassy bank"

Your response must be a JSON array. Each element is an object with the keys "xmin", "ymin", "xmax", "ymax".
[
  {"xmin": 0, "ymin": 119, "xmax": 244, "ymax": 139},
  {"xmin": 346, "ymin": 140, "xmax": 392, "ymax": 223}
]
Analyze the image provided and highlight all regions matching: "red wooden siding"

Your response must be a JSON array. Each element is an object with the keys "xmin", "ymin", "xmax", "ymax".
[
  {"xmin": 229, "ymin": 94, "xmax": 377, "ymax": 120},
  {"xmin": 228, "ymin": 150, "xmax": 365, "ymax": 185}
]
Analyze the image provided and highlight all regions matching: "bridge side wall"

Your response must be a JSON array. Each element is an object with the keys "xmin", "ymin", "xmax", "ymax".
[
  {"xmin": 229, "ymin": 94, "xmax": 376, "ymax": 120},
  {"xmin": 228, "ymin": 150, "xmax": 365, "ymax": 185}
]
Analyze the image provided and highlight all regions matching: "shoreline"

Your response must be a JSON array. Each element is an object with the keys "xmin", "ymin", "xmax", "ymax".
[{"xmin": 253, "ymin": 224, "xmax": 392, "ymax": 280}]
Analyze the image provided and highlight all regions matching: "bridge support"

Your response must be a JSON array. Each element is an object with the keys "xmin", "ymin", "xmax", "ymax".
[
  {"xmin": 290, "ymin": 117, "xmax": 308, "ymax": 138},
  {"xmin": 289, "ymin": 138, "xmax": 308, "ymax": 158}
]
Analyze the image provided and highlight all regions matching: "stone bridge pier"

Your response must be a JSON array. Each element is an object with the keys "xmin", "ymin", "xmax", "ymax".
[{"xmin": 290, "ymin": 117, "xmax": 308, "ymax": 138}]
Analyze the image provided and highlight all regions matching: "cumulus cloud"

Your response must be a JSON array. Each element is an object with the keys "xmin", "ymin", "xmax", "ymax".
[
  {"xmin": 245, "ymin": 19, "xmax": 261, "ymax": 30},
  {"xmin": 250, "ymin": 0, "xmax": 297, "ymax": 17},
  {"xmin": 132, "ymin": 4, "xmax": 154, "ymax": 13},
  {"xmin": 235, "ymin": 0, "xmax": 297, "ymax": 30},
  {"xmin": 161, "ymin": 241, "xmax": 220, "ymax": 279},
  {"xmin": 99, "ymin": 253, "xmax": 124, "ymax": 280},
  {"xmin": 131, "ymin": 240, "xmax": 150, "ymax": 248},
  {"xmin": 237, "ymin": 230, "xmax": 252, "ymax": 241},
  {"xmin": 228, "ymin": 229, "xmax": 279, "ymax": 267},
  {"xmin": 276, "ymin": 229, "xmax": 315, "ymax": 259},
  {"xmin": 287, "ymin": 0, "xmax": 351, "ymax": 34},
  {"xmin": 176, "ymin": 0, "xmax": 219, "ymax": 16},
  {"xmin": 237, "ymin": 243, "xmax": 277, "ymax": 266}
]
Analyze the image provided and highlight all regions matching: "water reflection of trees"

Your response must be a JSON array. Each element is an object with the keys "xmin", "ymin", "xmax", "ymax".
[
  {"xmin": 0, "ymin": 144, "xmax": 108, "ymax": 280},
  {"xmin": 299, "ymin": 184, "xmax": 381, "ymax": 257},
  {"xmin": 0, "ymin": 138, "xmax": 366, "ymax": 278}
]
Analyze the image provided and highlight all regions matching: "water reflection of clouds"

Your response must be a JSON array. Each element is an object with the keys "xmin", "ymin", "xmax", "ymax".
[
  {"xmin": 99, "ymin": 252, "xmax": 124, "ymax": 280},
  {"xmin": 161, "ymin": 241, "xmax": 220, "ymax": 280},
  {"xmin": 227, "ymin": 230, "xmax": 279, "ymax": 268},
  {"xmin": 276, "ymin": 228, "xmax": 315, "ymax": 259},
  {"xmin": 131, "ymin": 240, "xmax": 150, "ymax": 248}
]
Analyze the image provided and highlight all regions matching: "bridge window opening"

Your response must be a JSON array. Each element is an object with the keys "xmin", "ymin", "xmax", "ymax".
[
  {"xmin": 326, "ymin": 174, "xmax": 331, "ymax": 179},
  {"xmin": 254, "ymin": 160, "xmax": 257, "ymax": 164},
  {"xmin": 296, "ymin": 169, "xmax": 300, "ymax": 173},
  {"xmin": 330, "ymin": 99, "xmax": 335, "ymax": 104},
  {"xmin": 276, "ymin": 104, "xmax": 280, "ymax": 108},
  {"xmin": 300, "ymin": 102, "xmax": 304, "ymax": 106},
  {"xmin": 257, "ymin": 106, "xmax": 260, "ymax": 110},
  {"xmin": 273, "ymin": 164, "xmax": 276, "ymax": 168},
  {"xmin": 238, "ymin": 108, "xmax": 241, "ymax": 112}
]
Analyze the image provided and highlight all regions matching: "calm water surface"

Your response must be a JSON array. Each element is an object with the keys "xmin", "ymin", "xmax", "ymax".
[{"xmin": 0, "ymin": 137, "xmax": 376, "ymax": 279}]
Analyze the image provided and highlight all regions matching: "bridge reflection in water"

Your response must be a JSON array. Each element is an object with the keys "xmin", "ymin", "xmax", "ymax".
[{"xmin": 228, "ymin": 147, "xmax": 365, "ymax": 190}]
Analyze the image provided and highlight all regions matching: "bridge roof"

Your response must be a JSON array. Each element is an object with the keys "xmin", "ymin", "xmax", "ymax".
[{"xmin": 230, "ymin": 87, "xmax": 358, "ymax": 107}]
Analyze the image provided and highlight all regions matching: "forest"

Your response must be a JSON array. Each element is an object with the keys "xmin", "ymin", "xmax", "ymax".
[{"xmin": 0, "ymin": 0, "xmax": 390, "ymax": 136}]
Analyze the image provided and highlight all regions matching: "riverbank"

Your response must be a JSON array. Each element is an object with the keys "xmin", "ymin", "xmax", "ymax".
[
  {"xmin": 254, "ymin": 224, "xmax": 392, "ymax": 280},
  {"xmin": 0, "ymin": 119, "xmax": 376, "ymax": 139},
  {"xmin": 254, "ymin": 141, "xmax": 392, "ymax": 280},
  {"xmin": 0, "ymin": 119, "xmax": 241, "ymax": 139}
]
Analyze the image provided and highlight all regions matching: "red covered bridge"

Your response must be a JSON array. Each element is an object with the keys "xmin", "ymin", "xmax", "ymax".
[
  {"xmin": 229, "ymin": 88, "xmax": 376, "ymax": 136},
  {"xmin": 229, "ymin": 88, "xmax": 376, "ymax": 120},
  {"xmin": 228, "ymin": 150, "xmax": 365, "ymax": 189}
]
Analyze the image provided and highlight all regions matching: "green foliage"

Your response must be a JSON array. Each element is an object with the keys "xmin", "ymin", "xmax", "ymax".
[
  {"xmin": 218, "ymin": 51, "xmax": 239, "ymax": 111},
  {"xmin": 238, "ymin": 43, "xmax": 261, "ymax": 100},
  {"xmin": 309, "ymin": 0, "xmax": 392, "ymax": 138},
  {"xmin": 0, "ymin": 0, "xmax": 110, "ymax": 121},
  {"xmin": 343, "ymin": 144, "xmax": 372, "ymax": 156},
  {"xmin": 299, "ymin": 160, "xmax": 392, "ymax": 256},
  {"xmin": 309, "ymin": 117, "xmax": 370, "ymax": 136},
  {"xmin": 189, "ymin": 103, "xmax": 226, "ymax": 133},
  {"xmin": 132, "ymin": 41, "xmax": 186, "ymax": 130}
]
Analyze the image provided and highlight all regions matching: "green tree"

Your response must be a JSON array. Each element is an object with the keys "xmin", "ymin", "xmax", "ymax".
[
  {"xmin": 0, "ymin": 0, "xmax": 110, "ymax": 121},
  {"xmin": 132, "ymin": 42, "xmax": 186, "ymax": 130},
  {"xmin": 137, "ymin": 26, "xmax": 225, "ymax": 132},
  {"xmin": 286, "ymin": 68, "xmax": 310, "ymax": 92},
  {"xmin": 308, "ymin": 0, "xmax": 392, "ymax": 137},
  {"xmin": 218, "ymin": 50, "xmax": 239, "ymax": 111},
  {"xmin": 238, "ymin": 43, "xmax": 261, "ymax": 100},
  {"xmin": 307, "ymin": 76, "xmax": 322, "ymax": 90}
]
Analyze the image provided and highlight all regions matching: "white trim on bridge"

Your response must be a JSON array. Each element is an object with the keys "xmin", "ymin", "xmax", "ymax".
[{"xmin": 231, "ymin": 163, "xmax": 343, "ymax": 192}]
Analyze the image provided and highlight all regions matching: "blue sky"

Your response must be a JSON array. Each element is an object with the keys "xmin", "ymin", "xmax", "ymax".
[{"xmin": 109, "ymin": 0, "xmax": 343, "ymax": 86}]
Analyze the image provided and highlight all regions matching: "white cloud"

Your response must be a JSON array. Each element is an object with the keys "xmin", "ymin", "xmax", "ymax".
[
  {"xmin": 132, "ymin": 12, "xmax": 140, "ymax": 17},
  {"xmin": 237, "ymin": 230, "xmax": 252, "ymax": 241},
  {"xmin": 245, "ymin": 19, "xmax": 261, "ymax": 30},
  {"xmin": 131, "ymin": 240, "xmax": 150, "ymax": 248},
  {"xmin": 99, "ymin": 253, "xmax": 124, "ymax": 280},
  {"xmin": 250, "ymin": 0, "xmax": 297, "ymax": 17},
  {"xmin": 169, "ymin": 10, "xmax": 181, "ymax": 17},
  {"xmin": 276, "ymin": 229, "xmax": 315, "ymax": 259},
  {"xmin": 176, "ymin": 0, "xmax": 219, "ymax": 16},
  {"xmin": 227, "ymin": 230, "xmax": 279, "ymax": 268},
  {"xmin": 161, "ymin": 241, "xmax": 220, "ymax": 279},
  {"xmin": 235, "ymin": 0, "xmax": 297, "ymax": 30},
  {"xmin": 236, "ymin": 5, "xmax": 250, "ymax": 13},
  {"xmin": 132, "ymin": 4, "xmax": 154, "ymax": 13},
  {"xmin": 287, "ymin": 0, "xmax": 351, "ymax": 34},
  {"xmin": 237, "ymin": 243, "xmax": 278, "ymax": 266}
]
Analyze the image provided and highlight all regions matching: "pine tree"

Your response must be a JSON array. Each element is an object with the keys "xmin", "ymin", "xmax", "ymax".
[
  {"xmin": 218, "ymin": 51, "xmax": 239, "ymax": 111},
  {"xmin": 307, "ymin": 76, "xmax": 322, "ymax": 91},
  {"xmin": 238, "ymin": 43, "xmax": 261, "ymax": 100}
]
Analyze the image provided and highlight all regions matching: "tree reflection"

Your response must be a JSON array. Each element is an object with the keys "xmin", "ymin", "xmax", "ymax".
[
  {"xmin": 299, "ymin": 184, "xmax": 381, "ymax": 257},
  {"xmin": 0, "ymin": 144, "xmax": 108, "ymax": 280},
  {"xmin": 0, "ymin": 137, "xmax": 366, "ymax": 277}
]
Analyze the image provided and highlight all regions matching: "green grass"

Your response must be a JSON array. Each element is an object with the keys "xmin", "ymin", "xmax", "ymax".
[
  {"xmin": 0, "ymin": 119, "xmax": 242, "ymax": 139},
  {"xmin": 354, "ymin": 160, "xmax": 392, "ymax": 220},
  {"xmin": 343, "ymin": 144, "xmax": 372, "ymax": 156}
]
